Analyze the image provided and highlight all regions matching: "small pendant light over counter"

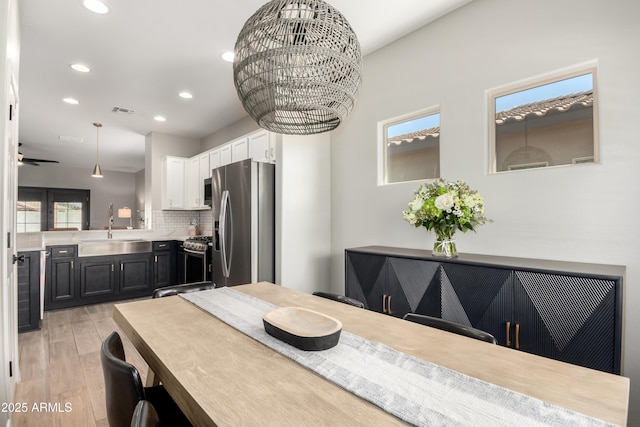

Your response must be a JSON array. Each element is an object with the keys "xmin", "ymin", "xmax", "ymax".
[
  {"xmin": 233, "ymin": 0, "xmax": 362, "ymax": 135},
  {"xmin": 91, "ymin": 122, "xmax": 103, "ymax": 178}
]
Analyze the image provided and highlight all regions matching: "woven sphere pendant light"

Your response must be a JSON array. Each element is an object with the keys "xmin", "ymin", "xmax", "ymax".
[{"xmin": 233, "ymin": 0, "xmax": 363, "ymax": 135}]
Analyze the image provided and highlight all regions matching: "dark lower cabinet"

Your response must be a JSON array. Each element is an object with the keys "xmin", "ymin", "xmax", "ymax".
[
  {"xmin": 46, "ymin": 245, "xmax": 77, "ymax": 310},
  {"xmin": 153, "ymin": 241, "xmax": 175, "ymax": 288},
  {"xmin": 45, "ymin": 244, "xmax": 157, "ymax": 310},
  {"xmin": 119, "ymin": 254, "xmax": 152, "ymax": 292},
  {"xmin": 79, "ymin": 257, "xmax": 116, "ymax": 298},
  {"xmin": 17, "ymin": 251, "xmax": 41, "ymax": 333},
  {"xmin": 345, "ymin": 246, "xmax": 624, "ymax": 374}
]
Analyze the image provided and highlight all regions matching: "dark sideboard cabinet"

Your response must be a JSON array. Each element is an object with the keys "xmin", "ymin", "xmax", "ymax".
[{"xmin": 345, "ymin": 246, "xmax": 624, "ymax": 374}]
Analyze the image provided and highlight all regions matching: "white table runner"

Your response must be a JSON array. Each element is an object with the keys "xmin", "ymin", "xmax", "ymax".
[{"xmin": 180, "ymin": 287, "xmax": 619, "ymax": 427}]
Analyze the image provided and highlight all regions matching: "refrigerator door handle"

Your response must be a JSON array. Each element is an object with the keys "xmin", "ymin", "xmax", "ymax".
[{"xmin": 220, "ymin": 190, "xmax": 231, "ymax": 278}]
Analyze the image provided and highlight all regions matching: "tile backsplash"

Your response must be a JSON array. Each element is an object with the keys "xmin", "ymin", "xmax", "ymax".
[{"xmin": 152, "ymin": 210, "xmax": 213, "ymax": 236}]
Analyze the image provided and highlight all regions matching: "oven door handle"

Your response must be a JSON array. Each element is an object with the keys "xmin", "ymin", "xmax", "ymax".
[
  {"xmin": 219, "ymin": 190, "xmax": 231, "ymax": 278},
  {"xmin": 184, "ymin": 248, "xmax": 206, "ymax": 255}
]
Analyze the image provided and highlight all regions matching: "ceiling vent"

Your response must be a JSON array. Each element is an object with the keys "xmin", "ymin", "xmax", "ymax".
[
  {"xmin": 112, "ymin": 106, "xmax": 135, "ymax": 115},
  {"xmin": 59, "ymin": 135, "xmax": 84, "ymax": 144}
]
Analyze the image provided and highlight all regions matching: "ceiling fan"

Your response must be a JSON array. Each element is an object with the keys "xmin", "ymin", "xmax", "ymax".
[{"xmin": 18, "ymin": 143, "xmax": 60, "ymax": 166}]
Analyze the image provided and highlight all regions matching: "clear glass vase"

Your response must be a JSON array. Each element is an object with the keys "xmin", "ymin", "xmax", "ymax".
[
  {"xmin": 432, "ymin": 239, "xmax": 457, "ymax": 258},
  {"xmin": 432, "ymin": 228, "xmax": 458, "ymax": 258}
]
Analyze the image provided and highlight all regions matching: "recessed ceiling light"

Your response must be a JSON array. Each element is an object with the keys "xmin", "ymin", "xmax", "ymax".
[
  {"xmin": 221, "ymin": 51, "xmax": 235, "ymax": 63},
  {"xmin": 70, "ymin": 63, "xmax": 91, "ymax": 73},
  {"xmin": 179, "ymin": 92, "xmax": 193, "ymax": 99},
  {"xmin": 63, "ymin": 98, "xmax": 79, "ymax": 105},
  {"xmin": 154, "ymin": 116, "xmax": 166, "ymax": 122},
  {"xmin": 83, "ymin": 0, "xmax": 109, "ymax": 14}
]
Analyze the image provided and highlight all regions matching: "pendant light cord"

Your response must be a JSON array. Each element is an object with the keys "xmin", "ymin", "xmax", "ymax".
[{"xmin": 94, "ymin": 122, "xmax": 101, "ymax": 162}]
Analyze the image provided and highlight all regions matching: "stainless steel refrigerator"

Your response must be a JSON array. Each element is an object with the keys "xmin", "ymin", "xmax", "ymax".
[{"xmin": 210, "ymin": 159, "xmax": 275, "ymax": 287}]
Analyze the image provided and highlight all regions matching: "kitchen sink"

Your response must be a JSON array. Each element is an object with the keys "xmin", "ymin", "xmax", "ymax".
[{"xmin": 78, "ymin": 239, "xmax": 152, "ymax": 257}]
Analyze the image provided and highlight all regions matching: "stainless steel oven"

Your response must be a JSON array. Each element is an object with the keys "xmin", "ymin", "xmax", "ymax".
[{"xmin": 182, "ymin": 236, "xmax": 212, "ymax": 284}]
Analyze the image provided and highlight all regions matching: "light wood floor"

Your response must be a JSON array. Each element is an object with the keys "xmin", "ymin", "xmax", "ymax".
[{"xmin": 12, "ymin": 300, "xmax": 149, "ymax": 427}]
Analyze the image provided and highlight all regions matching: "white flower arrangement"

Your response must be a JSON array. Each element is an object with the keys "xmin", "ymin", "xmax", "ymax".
[{"xmin": 402, "ymin": 179, "xmax": 489, "ymax": 241}]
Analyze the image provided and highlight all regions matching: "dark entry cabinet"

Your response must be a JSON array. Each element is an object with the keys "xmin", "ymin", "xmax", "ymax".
[
  {"xmin": 345, "ymin": 246, "xmax": 623, "ymax": 374},
  {"xmin": 17, "ymin": 251, "xmax": 41, "ymax": 333}
]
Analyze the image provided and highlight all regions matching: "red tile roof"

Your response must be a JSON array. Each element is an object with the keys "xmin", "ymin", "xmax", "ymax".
[
  {"xmin": 387, "ymin": 126, "xmax": 440, "ymax": 146},
  {"xmin": 495, "ymin": 90, "xmax": 593, "ymax": 125}
]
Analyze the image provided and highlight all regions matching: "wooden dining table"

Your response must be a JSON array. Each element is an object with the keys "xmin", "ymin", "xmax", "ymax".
[{"xmin": 113, "ymin": 282, "xmax": 629, "ymax": 426}]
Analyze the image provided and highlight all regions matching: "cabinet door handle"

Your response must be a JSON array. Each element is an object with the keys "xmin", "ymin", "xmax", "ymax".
[
  {"xmin": 111, "ymin": 264, "xmax": 114, "ymax": 272},
  {"xmin": 264, "ymin": 149, "xmax": 268, "ymax": 158},
  {"xmin": 158, "ymin": 244, "xmax": 167, "ymax": 248},
  {"xmin": 120, "ymin": 263, "xmax": 123, "ymax": 271},
  {"xmin": 506, "ymin": 321, "xmax": 511, "ymax": 347},
  {"xmin": 515, "ymin": 323, "xmax": 520, "ymax": 350},
  {"xmin": 70, "ymin": 261, "xmax": 74, "ymax": 269},
  {"xmin": 59, "ymin": 250, "xmax": 68, "ymax": 254},
  {"xmin": 381, "ymin": 294, "xmax": 393, "ymax": 315},
  {"xmin": 270, "ymin": 147, "xmax": 274, "ymax": 157}
]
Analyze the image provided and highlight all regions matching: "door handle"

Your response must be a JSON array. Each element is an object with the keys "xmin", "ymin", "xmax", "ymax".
[
  {"xmin": 12, "ymin": 254, "xmax": 25, "ymax": 265},
  {"xmin": 506, "ymin": 321, "xmax": 511, "ymax": 347},
  {"xmin": 381, "ymin": 294, "xmax": 392, "ymax": 315},
  {"xmin": 515, "ymin": 323, "xmax": 520, "ymax": 350},
  {"xmin": 219, "ymin": 190, "xmax": 230, "ymax": 278}
]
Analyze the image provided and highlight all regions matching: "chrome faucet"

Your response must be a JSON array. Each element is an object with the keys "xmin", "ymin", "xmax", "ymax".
[{"xmin": 108, "ymin": 203, "xmax": 114, "ymax": 239}]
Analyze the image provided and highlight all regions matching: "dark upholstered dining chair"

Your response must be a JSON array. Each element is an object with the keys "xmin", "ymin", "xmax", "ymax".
[
  {"xmin": 100, "ymin": 331, "xmax": 191, "ymax": 427},
  {"xmin": 130, "ymin": 401, "xmax": 160, "ymax": 427},
  {"xmin": 312, "ymin": 291, "xmax": 365, "ymax": 308},
  {"xmin": 152, "ymin": 281, "xmax": 216, "ymax": 298},
  {"xmin": 403, "ymin": 313, "xmax": 497, "ymax": 344}
]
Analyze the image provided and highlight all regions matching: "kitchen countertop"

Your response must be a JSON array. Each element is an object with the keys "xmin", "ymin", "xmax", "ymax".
[{"xmin": 16, "ymin": 230, "xmax": 192, "ymax": 251}]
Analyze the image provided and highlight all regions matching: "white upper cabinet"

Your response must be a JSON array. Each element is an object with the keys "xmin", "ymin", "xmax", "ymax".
[
  {"xmin": 220, "ymin": 145, "xmax": 232, "ymax": 166},
  {"xmin": 209, "ymin": 149, "xmax": 221, "ymax": 171},
  {"xmin": 249, "ymin": 130, "xmax": 276, "ymax": 163},
  {"xmin": 187, "ymin": 154, "xmax": 211, "ymax": 209},
  {"xmin": 199, "ymin": 153, "xmax": 211, "ymax": 179},
  {"xmin": 162, "ymin": 131, "xmax": 276, "ymax": 211},
  {"xmin": 161, "ymin": 156, "xmax": 186, "ymax": 210},
  {"xmin": 231, "ymin": 137, "xmax": 250, "ymax": 163}
]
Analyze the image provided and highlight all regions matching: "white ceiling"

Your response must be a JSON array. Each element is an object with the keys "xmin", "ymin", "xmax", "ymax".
[{"xmin": 17, "ymin": 0, "xmax": 472, "ymax": 173}]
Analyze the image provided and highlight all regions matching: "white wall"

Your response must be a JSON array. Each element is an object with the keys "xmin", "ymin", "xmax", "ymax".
[
  {"xmin": 201, "ymin": 115, "xmax": 259, "ymax": 151},
  {"xmin": 135, "ymin": 168, "xmax": 145, "ymax": 228},
  {"xmin": 330, "ymin": 0, "xmax": 640, "ymax": 423},
  {"xmin": 18, "ymin": 163, "xmax": 137, "ymax": 229},
  {"xmin": 276, "ymin": 133, "xmax": 331, "ymax": 293}
]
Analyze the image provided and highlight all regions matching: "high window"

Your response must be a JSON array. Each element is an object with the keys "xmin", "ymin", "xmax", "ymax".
[
  {"xmin": 489, "ymin": 68, "xmax": 598, "ymax": 173},
  {"xmin": 380, "ymin": 108, "xmax": 440, "ymax": 184}
]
